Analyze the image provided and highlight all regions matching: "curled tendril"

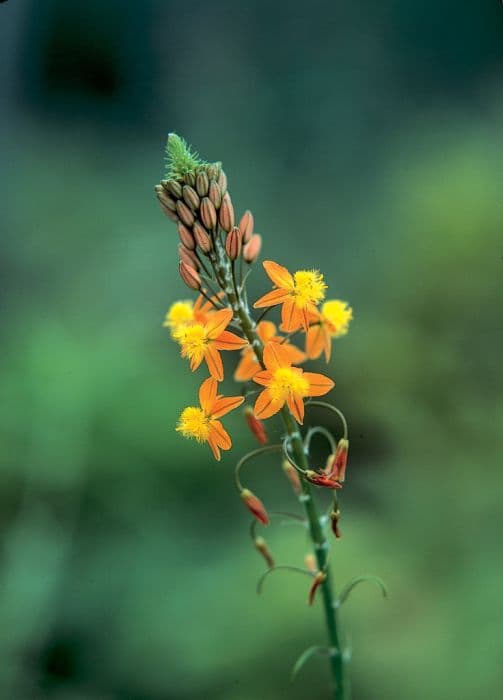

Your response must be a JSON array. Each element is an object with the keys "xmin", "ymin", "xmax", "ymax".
[
  {"xmin": 304, "ymin": 425, "xmax": 337, "ymax": 456},
  {"xmin": 256, "ymin": 565, "xmax": 314, "ymax": 595},
  {"xmin": 291, "ymin": 645, "xmax": 332, "ymax": 681},
  {"xmin": 334, "ymin": 575, "xmax": 388, "ymax": 608},
  {"xmin": 305, "ymin": 401, "xmax": 348, "ymax": 440},
  {"xmin": 282, "ymin": 437, "xmax": 308, "ymax": 476},
  {"xmin": 234, "ymin": 444, "xmax": 282, "ymax": 492},
  {"xmin": 249, "ymin": 512, "xmax": 306, "ymax": 541}
]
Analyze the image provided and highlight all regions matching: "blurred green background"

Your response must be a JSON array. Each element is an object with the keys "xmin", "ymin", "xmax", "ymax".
[{"xmin": 1, "ymin": 1, "xmax": 503, "ymax": 698}]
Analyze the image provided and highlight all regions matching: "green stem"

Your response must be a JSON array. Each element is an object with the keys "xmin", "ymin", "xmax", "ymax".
[{"xmin": 214, "ymin": 242, "xmax": 348, "ymax": 699}]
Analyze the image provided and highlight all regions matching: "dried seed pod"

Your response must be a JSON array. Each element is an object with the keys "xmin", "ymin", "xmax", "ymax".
[
  {"xmin": 217, "ymin": 169, "xmax": 227, "ymax": 195},
  {"xmin": 239, "ymin": 210, "xmax": 254, "ymax": 243},
  {"xmin": 219, "ymin": 191, "xmax": 235, "ymax": 232},
  {"xmin": 200, "ymin": 197, "xmax": 217, "ymax": 230},
  {"xmin": 177, "ymin": 222, "xmax": 195, "ymax": 250},
  {"xmin": 178, "ymin": 243, "xmax": 200, "ymax": 270},
  {"xmin": 176, "ymin": 200, "xmax": 195, "ymax": 227},
  {"xmin": 241, "ymin": 488, "xmax": 269, "ymax": 525},
  {"xmin": 184, "ymin": 170, "xmax": 196, "ymax": 187},
  {"xmin": 225, "ymin": 226, "xmax": 243, "ymax": 261},
  {"xmin": 155, "ymin": 185, "xmax": 177, "ymax": 212},
  {"xmin": 193, "ymin": 220, "xmax": 212, "ymax": 253},
  {"xmin": 208, "ymin": 180, "xmax": 222, "ymax": 209},
  {"xmin": 182, "ymin": 185, "xmax": 200, "ymax": 211},
  {"xmin": 179, "ymin": 260, "xmax": 201, "ymax": 290},
  {"xmin": 243, "ymin": 233, "xmax": 262, "ymax": 263},
  {"xmin": 166, "ymin": 179, "xmax": 183, "ymax": 199},
  {"xmin": 196, "ymin": 171, "xmax": 209, "ymax": 197}
]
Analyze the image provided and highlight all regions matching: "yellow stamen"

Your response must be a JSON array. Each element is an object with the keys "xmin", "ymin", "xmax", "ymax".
[
  {"xmin": 322, "ymin": 300, "xmax": 353, "ymax": 337},
  {"xmin": 292, "ymin": 270, "xmax": 327, "ymax": 308},
  {"xmin": 176, "ymin": 406, "xmax": 211, "ymax": 442},
  {"xmin": 173, "ymin": 323, "xmax": 208, "ymax": 364},
  {"xmin": 269, "ymin": 367, "xmax": 309, "ymax": 403},
  {"xmin": 163, "ymin": 301, "xmax": 194, "ymax": 332}
]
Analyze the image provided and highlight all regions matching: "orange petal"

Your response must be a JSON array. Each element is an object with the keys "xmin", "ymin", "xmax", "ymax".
[
  {"xmin": 212, "ymin": 395, "xmax": 245, "ymax": 419},
  {"xmin": 283, "ymin": 342, "xmax": 307, "ymax": 365},
  {"xmin": 254, "ymin": 388, "xmax": 283, "ymax": 420},
  {"xmin": 204, "ymin": 345, "xmax": 224, "ymax": 381},
  {"xmin": 213, "ymin": 330, "xmax": 247, "ymax": 350},
  {"xmin": 257, "ymin": 320, "xmax": 277, "ymax": 342},
  {"xmin": 322, "ymin": 327, "xmax": 332, "ymax": 363},
  {"xmin": 252, "ymin": 370, "xmax": 273, "ymax": 387},
  {"xmin": 234, "ymin": 351, "xmax": 260, "ymax": 381},
  {"xmin": 253, "ymin": 288, "xmax": 291, "ymax": 309},
  {"xmin": 304, "ymin": 372, "xmax": 335, "ymax": 397},
  {"xmin": 199, "ymin": 377, "xmax": 217, "ymax": 412},
  {"xmin": 210, "ymin": 420, "xmax": 232, "ymax": 450},
  {"xmin": 263, "ymin": 260, "xmax": 294, "ymax": 289},
  {"xmin": 206, "ymin": 308, "xmax": 233, "ymax": 339},
  {"xmin": 189, "ymin": 354, "xmax": 204, "ymax": 372},
  {"xmin": 305, "ymin": 324, "xmax": 325, "ymax": 360},
  {"xmin": 281, "ymin": 299, "xmax": 303, "ymax": 332},
  {"xmin": 287, "ymin": 395, "xmax": 305, "ymax": 424},
  {"xmin": 263, "ymin": 341, "xmax": 291, "ymax": 370},
  {"xmin": 207, "ymin": 434, "xmax": 221, "ymax": 460}
]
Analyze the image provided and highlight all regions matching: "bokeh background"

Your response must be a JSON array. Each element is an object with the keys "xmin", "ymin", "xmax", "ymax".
[{"xmin": 1, "ymin": 1, "xmax": 503, "ymax": 698}]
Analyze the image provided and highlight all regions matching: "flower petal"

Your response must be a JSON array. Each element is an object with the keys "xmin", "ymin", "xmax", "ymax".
[
  {"xmin": 287, "ymin": 395, "xmax": 305, "ymax": 424},
  {"xmin": 213, "ymin": 330, "xmax": 247, "ymax": 351},
  {"xmin": 281, "ymin": 299, "xmax": 303, "ymax": 332},
  {"xmin": 253, "ymin": 288, "xmax": 290, "ymax": 309},
  {"xmin": 204, "ymin": 345, "xmax": 224, "ymax": 381},
  {"xmin": 234, "ymin": 352, "xmax": 260, "ymax": 381},
  {"xmin": 304, "ymin": 372, "xmax": 335, "ymax": 397},
  {"xmin": 254, "ymin": 388, "xmax": 283, "ymax": 420},
  {"xmin": 305, "ymin": 324, "xmax": 325, "ymax": 360},
  {"xmin": 199, "ymin": 377, "xmax": 217, "ymax": 412},
  {"xmin": 263, "ymin": 341, "xmax": 291, "ymax": 370},
  {"xmin": 212, "ymin": 395, "xmax": 245, "ymax": 419},
  {"xmin": 210, "ymin": 420, "xmax": 232, "ymax": 449},
  {"xmin": 257, "ymin": 320, "xmax": 277, "ymax": 342},
  {"xmin": 283, "ymin": 342, "xmax": 307, "ymax": 365},
  {"xmin": 206, "ymin": 308, "xmax": 233, "ymax": 339},
  {"xmin": 263, "ymin": 260, "xmax": 294, "ymax": 289},
  {"xmin": 207, "ymin": 434, "xmax": 221, "ymax": 460},
  {"xmin": 252, "ymin": 370, "xmax": 273, "ymax": 387}
]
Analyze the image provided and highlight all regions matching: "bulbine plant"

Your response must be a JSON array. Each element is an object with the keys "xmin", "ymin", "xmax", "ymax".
[{"xmin": 155, "ymin": 134, "xmax": 385, "ymax": 699}]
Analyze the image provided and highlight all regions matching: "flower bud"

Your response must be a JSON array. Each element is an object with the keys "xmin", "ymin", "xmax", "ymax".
[
  {"xmin": 176, "ymin": 200, "xmax": 195, "ymax": 227},
  {"xmin": 179, "ymin": 260, "xmax": 201, "ymax": 290},
  {"xmin": 200, "ymin": 197, "xmax": 217, "ymax": 230},
  {"xmin": 282, "ymin": 459, "xmax": 301, "ymax": 495},
  {"xmin": 178, "ymin": 244, "xmax": 200, "ymax": 270},
  {"xmin": 219, "ymin": 192, "xmax": 235, "ymax": 232},
  {"xmin": 244, "ymin": 407, "xmax": 268, "ymax": 445},
  {"xmin": 308, "ymin": 571, "xmax": 327, "ymax": 606},
  {"xmin": 177, "ymin": 222, "xmax": 195, "ymax": 250},
  {"xmin": 207, "ymin": 165, "xmax": 220, "ymax": 181},
  {"xmin": 155, "ymin": 185, "xmax": 177, "ymax": 212},
  {"xmin": 217, "ymin": 169, "xmax": 228, "ymax": 195},
  {"xmin": 239, "ymin": 210, "xmax": 254, "ymax": 243},
  {"xmin": 208, "ymin": 181, "xmax": 222, "ymax": 209},
  {"xmin": 254, "ymin": 536, "xmax": 274, "ymax": 568},
  {"xmin": 225, "ymin": 226, "xmax": 243, "ymax": 261},
  {"xmin": 184, "ymin": 170, "xmax": 196, "ymax": 187},
  {"xmin": 333, "ymin": 438, "xmax": 349, "ymax": 483},
  {"xmin": 304, "ymin": 553, "xmax": 317, "ymax": 573},
  {"xmin": 330, "ymin": 509, "xmax": 342, "ymax": 539},
  {"xmin": 243, "ymin": 233, "xmax": 262, "ymax": 263},
  {"xmin": 196, "ymin": 172, "xmax": 209, "ymax": 197},
  {"xmin": 182, "ymin": 185, "xmax": 200, "ymax": 211},
  {"xmin": 166, "ymin": 179, "xmax": 183, "ymax": 199},
  {"xmin": 305, "ymin": 470, "xmax": 342, "ymax": 489},
  {"xmin": 193, "ymin": 220, "xmax": 212, "ymax": 253},
  {"xmin": 241, "ymin": 488, "xmax": 269, "ymax": 525}
]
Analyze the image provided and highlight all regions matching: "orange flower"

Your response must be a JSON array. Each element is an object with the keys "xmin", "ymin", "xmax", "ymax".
[
  {"xmin": 176, "ymin": 377, "xmax": 244, "ymax": 460},
  {"xmin": 234, "ymin": 320, "xmax": 306, "ymax": 382},
  {"xmin": 253, "ymin": 261, "xmax": 327, "ymax": 332},
  {"xmin": 252, "ymin": 342, "xmax": 334, "ymax": 424},
  {"xmin": 163, "ymin": 292, "xmax": 223, "ymax": 335},
  {"xmin": 173, "ymin": 308, "xmax": 247, "ymax": 381},
  {"xmin": 305, "ymin": 300, "xmax": 353, "ymax": 361}
]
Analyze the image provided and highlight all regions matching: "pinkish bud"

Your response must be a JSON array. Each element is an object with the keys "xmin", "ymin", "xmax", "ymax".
[
  {"xmin": 176, "ymin": 200, "xmax": 195, "ymax": 227},
  {"xmin": 200, "ymin": 197, "xmax": 217, "ymax": 230},
  {"xmin": 325, "ymin": 439, "xmax": 349, "ymax": 483},
  {"xmin": 179, "ymin": 260, "xmax": 201, "ymax": 290},
  {"xmin": 239, "ymin": 210, "xmax": 254, "ymax": 243},
  {"xmin": 217, "ymin": 169, "xmax": 228, "ymax": 195},
  {"xmin": 305, "ymin": 470, "xmax": 342, "ymax": 490},
  {"xmin": 244, "ymin": 407, "xmax": 268, "ymax": 445},
  {"xmin": 196, "ymin": 172, "xmax": 209, "ymax": 197},
  {"xmin": 208, "ymin": 181, "xmax": 222, "ymax": 209},
  {"xmin": 241, "ymin": 488, "xmax": 269, "ymax": 525},
  {"xmin": 219, "ymin": 192, "xmax": 235, "ymax": 232},
  {"xmin": 254, "ymin": 536, "xmax": 274, "ymax": 568},
  {"xmin": 282, "ymin": 459, "xmax": 301, "ymax": 495},
  {"xmin": 178, "ymin": 244, "xmax": 200, "ymax": 270},
  {"xmin": 155, "ymin": 185, "xmax": 177, "ymax": 211},
  {"xmin": 308, "ymin": 571, "xmax": 327, "ymax": 606},
  {"xmin": 225, "ymin": 226, "xmax": 243, "ymax": 261},
  {"xmin": 177, "ymin": 222, "xmax": 195, "ymax": 250},
  {"xmin": 193, "ymin": 220, "xmax": 212, "ymax": 253},
  {"xmin": 182, "ymin": 185, "xmax": 200, "ymax": 211},
  {"xmin": 243, "ymin": 233, "xmax": 262, "ymax": 263}
]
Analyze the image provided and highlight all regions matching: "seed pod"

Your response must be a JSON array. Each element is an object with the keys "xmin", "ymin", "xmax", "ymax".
[
  {"xmin": 219, "ymin": 191, "xmax": 235, "ymax": 232},
  {"xmin": 155, "ymin": 185, "xmax": 177, "ymax": 212},
  {"xmin": 178, "ymin": 244, "xmax": 200, "ymax": 270},
  {"xmin": 182, "ymin": 185, "xmax": 200, "ymax": 211},
  {"xmin": 330, "ymin": 509, "xmax": 342, "ymax": 539},
  {"xmin": 239, "ymin": 210, "xmax": 254, "ymax": 243},
  {"xmin": 282, "ymin": 459, "xmax": 301, "ymax": 494},
  {"xmin": 184, "ymin": 170, "xmax": 196, "ymax": 187},
  {"xmin": 217, "ymin": 169, "xmax": 227, "ymax": 195},
  {"xmin": 304, "ymin": 553, "xmax": 317, "ymax": 573},
  {"xmin": 179, "ymin": 260, "xmax": 201, "ymax": 290},
  {"xmin": 166, "ymin": 179, "xmax": 183, "ymax": 199},
  {"xmin": 225, "ymin": 226, "xmax": 243, "ymax": 261},
  {"xmin": 200, "ymin": 197, "xmax": 217, "ymax": 230},
  {"xmin": 208, "ymin": 180, "xmax": 222, "ymax": 209},
  {"xmin": 177, "ymin": 222, "xmax": 195, "ymax": 250},
  {"xmin": 193, "ymin": 220, "xmax": 212, "ymax": 253},
  {"xmin": 176, "ymin": 200, "xmax": 195, "ymax": 227},
  {"xmin": 243, "ymin": 233, "xmax": 262, "ymax": 263},
  {"xmin": 244, "ymin": 406, "xmax": 268, "ymax": 445},
  {"xmin": 196, "ymin": 171, "xmax": 209, "ymax": 197},
  {"xmin": 241, "ymin": 488, "xmax": 269, "ymax": 525}
]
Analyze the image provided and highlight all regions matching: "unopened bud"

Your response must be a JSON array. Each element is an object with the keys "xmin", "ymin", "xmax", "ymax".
[
  {"xmin": 178, "ymin": 244, "xmax": 200, "ymax": 270},
  {"xmin": 196, "ymin": 172, "xmax": 209, "ymax": 197},
  {"xmin": 177, "ymin": 222, "xmax": 195, "ymax": 250},
  {"xmin": 239, "ymin": 210, "xmax": 254, "ymax": 243},
  {"xmin": 155, "ymin": 185, "xmax": 177, "ymax": 212},
  {"xmin": 282, "ymin": 459, "xmax": 301, "ymax": 495},
  {"xmin": 333, "ymin": 438, "xmax": 349, "ymax": 483},
  {"xmin": 241, "ymin": 488, "xmax": 269, "ymax": 525},
  {"xmin": 243, "ymin": 233, "xmax": 262, "ymax": 263},
  {"xmin": 225, "ymin": 226, "xmax": 243, "ymax": 261},
  {"xmin": 208, "ymin": 180, "xmax": 222, "ymax": 209},
  {"xmin": 184, "ymin": 170, "xmax": 196, "ymax": 187},
  {"xmin": 305, "ymin": 470, "xmax": 342, "ymax": 490},
  {"xmin": 304, "ymin": 553, "xmax": 317, "ymax": 572},
  {"xmin": 176, "ymin": 200, "xmax": 195, "ymax": 227},
  {"xmin": 330, "ymin": 509, "xmax": 342, "ymax": 539},
  {"xmin": 200, "ymin": 197, "xmax": 218, "ymax": 230},
  {"xmin": 166, "ymin": 179, "xmax": 183, "ymax": 199},
  {"xmin": 217, "ymin": 169, "xmax": 228, "ymax": 195},
  {"xmin": 179, "ymin": 260, "xmax": 201, "ymax": 290},
  {"xmin": 219, "ymin": 192, "xmax": 235, "ymax": 232},
  {"xmin": 254, "ymin": 536, "xmax": 274, "ymax": 568},
  {"xmin": 244, "ymin": 407, "xmax": 268, "ymax": 445},
  {"xmin": 308, "ymin": 571, "xmax": 327, "ymax": 606},
  {"xmin": 182, "ymin": 185, "xmax": 200, "ymax": 211},
  {"xmin": 193, "ymin": 220, "xmax": 212, "ymax": 253},
  {"xmin": 207, "ymin": 165, "xmax": 220, "ymax": 180}
]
